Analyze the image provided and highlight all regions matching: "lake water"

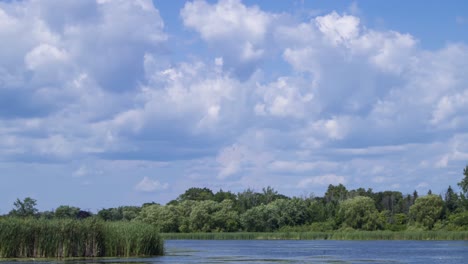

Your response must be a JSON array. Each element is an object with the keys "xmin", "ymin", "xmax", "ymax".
[{"xmin": 4, "ymin": 240, "xmax": 468, "ymax": 263}]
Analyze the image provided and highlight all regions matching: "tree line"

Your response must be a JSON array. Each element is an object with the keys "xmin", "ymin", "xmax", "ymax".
[{"xmin": 3, "ymin": 166, "xmax": 468, "ymax": 233}]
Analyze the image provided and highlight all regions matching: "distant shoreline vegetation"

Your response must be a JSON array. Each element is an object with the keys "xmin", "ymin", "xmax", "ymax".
[
  {"xmin": 1, "ymin": 165, "xmax": 468, "ymax": 259},
  {"xmin": 161, "ymin": 231, "xmax": 468, "ymax": 240}
]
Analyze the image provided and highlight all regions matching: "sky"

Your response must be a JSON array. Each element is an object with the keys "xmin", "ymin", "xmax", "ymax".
[{"xmin": 0, "ymin": 0, "xmax": 468, "ymax": 213}]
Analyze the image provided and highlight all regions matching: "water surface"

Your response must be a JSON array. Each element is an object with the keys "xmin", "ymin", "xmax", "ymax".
[{"xmin": 5, "ymin": 240, "xmax": 468, "ymax": 263}]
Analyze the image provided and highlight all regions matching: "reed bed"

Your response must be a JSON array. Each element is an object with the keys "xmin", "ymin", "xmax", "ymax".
[
  {"xmin": 0, "ymin": 218, "xmax": 163, "ymax": 258},
  {"xmin": 162, "ymin": 231, "xmax": 468, "ymax": 240},
  {"xmin": 103, "ymin": 222, "xmax": 163, "ymax": 257}
]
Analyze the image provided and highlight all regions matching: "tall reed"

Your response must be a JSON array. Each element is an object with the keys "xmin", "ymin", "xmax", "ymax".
[
  {"xmin": 103, "ymin": 221, "xmax": 163, "ymax": 257},
  {"xmin": 0, "ymin": 218, "xmax": 163, "ymax": 258}
]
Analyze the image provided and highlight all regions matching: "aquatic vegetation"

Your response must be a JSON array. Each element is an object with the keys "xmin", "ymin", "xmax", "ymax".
[
  {"xmin": 161, "ymin": 231, "xmax": 468, "ymax": 240},
  {"xmin": 0, "ymin": 218, "xmax": 163, "ymax": 258}
]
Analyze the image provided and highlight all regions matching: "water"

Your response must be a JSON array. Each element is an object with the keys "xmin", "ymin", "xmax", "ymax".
[{"xmin": 5, "ymin": 240, "xmax": 468, "ymax": 263}]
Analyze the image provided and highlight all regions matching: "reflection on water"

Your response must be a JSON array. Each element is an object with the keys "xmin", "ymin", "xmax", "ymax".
[{"xmin": 2, "ymin": 240, "xmax": 468, "ymax": 264}]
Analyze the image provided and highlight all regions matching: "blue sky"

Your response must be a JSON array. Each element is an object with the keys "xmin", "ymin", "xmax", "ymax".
[{"xmin": 1, "ymin": 0, "xmax": 468, "ymax": 213}]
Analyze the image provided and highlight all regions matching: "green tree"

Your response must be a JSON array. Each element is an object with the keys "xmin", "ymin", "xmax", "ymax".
[
  {"xmin": 188, "ymin": 200, "xmax": 218, "ymax": 232},
  {"xmin": 409, "ymin": 194, "xmax": 444, "ymax": 230},
  {"xmin": 212, "ymin": 200, "xmax": 239, "ymax": 232},
  {"xmin": 213, "ymin": 189, "xmax": 237, "ymax": 203},
  {"xmin": 325, "ymin": 184, "xmax": 348, "ymax": 203},
  {"xmin": 240, "ymin": 204, "xmax": 270, "ymax": 232},
  {"xmin": 458, "ymin": 165, "xmax": 468, "ymax": 195},
  {"xmin": 55, "ymin": 205, "xmax": 80, "ymax": 219},
  {"xmin": 136, "ymin": 204, "xmax": 180, "ymax": 232},
  {"xmin": 259, "ymin": 186, "xmax": 288, "ymax": 204},
  {"xmin": 237, "ymin": 188, "xmax": 262, "ymax": 213},
  {"xmin": 447, "ymin": 211, "xmax": 468, "ymax": 230},
  {"xmin": 177, "ymin": 187, "xmax": 214, "ymax": 202},
  {"xmin": 337, "ymin": 196, "xmax": 382, "ymax": 230},
  {"xmin": 307, "ymin": 199, "xmax": 328, "ymax": 223},
  {"xmin": 444, "ymin": 185, "xmax": 460, "ymax": 214},
  {"xmin": 176, "ymin": 200, "xmax": 197, "ymax": 232},
  {"xmin": 9, "ymin": 197, "xmax": 38, "ymax": 217},
  {"xmin": 98, "ymin": 207, "xmax": 123, "ymax": 221},
  {"xmin": 121, "ymin": 206, "xmax": 141, "ymax": 221}
]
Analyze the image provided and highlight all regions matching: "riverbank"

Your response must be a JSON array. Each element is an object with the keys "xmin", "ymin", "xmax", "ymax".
[{"xmin": 161, "ymin": 231, "xmax": 468, "ymax": 240}]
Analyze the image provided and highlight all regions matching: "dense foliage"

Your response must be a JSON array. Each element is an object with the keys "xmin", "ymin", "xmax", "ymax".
[{"xmin": 2, "ymin": 165, "xmax": 468, "ymax": 238}]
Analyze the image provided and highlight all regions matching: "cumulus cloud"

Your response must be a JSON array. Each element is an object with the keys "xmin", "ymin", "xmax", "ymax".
[
  {"xmin": 181, "ymin": 0, "xmax": 276, "ymax": 78},
  {"xmin": 0, "ymin": 0, "xmax": 467, "ymax": 206},
  {"xmin": 181, "ymin": 0, "xmax": 270, "ymax": 43},
  {"xmin": 135, "ymin": 177, "xmax": 169, "ymax": 192},
  {"xmin": 0, "ymin": 0, "xmax": 168, "ymax": 161},
  {"xmin": 315, "ymin": 11, "xmax": 360, "ymax": 46}
]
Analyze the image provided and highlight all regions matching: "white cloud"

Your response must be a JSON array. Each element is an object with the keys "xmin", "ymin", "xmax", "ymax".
[
  {"xmin": 135, "ymin": 177, "xmax": 169, "ymax": 192},
  {"xmin": 0, "ymin": 0, "xmax": 467, "ymax": 209},
  {"xmin": 316, "ymin": 11, "xmax": 360, "ymax": 45},
  {"xmin": 25, "ymin": 44, "xmax": 69, "ymax": 70},
  {"xmin": 181, "ymin": 0, "xmax": 277, "ymax": 77},
  {"xmin": 216, "ymin": 144, "xmax": 247, "ymax": 179},
  {"xmin": 254, "ymin": 76, "xmax": 316, "ymax": 118},
  {"xmin": 435, "ymin": 155, "xmax": 449, "ymax": 168},
  {"xmin": 269, "ymin": 160, "xmax": 338, "ymax": 173},
  {"xmin": 308, "ymin": 116, "xmax": 351, "ymax": 140},
  {"xmin": 431, "ymin": 90, "xmax": 468, "ymax": 126},
  {"xmin": 181, "ymin": 0, "xmax": 270, "ymax": 43}
]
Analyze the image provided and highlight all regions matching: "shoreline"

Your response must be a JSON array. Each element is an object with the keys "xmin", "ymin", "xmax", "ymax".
[{"xmin": 161, "ymin": 231, "xmax": 468, "ymax": 240}]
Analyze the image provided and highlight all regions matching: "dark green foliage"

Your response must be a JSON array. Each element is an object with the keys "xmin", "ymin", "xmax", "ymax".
[
  {"xmin": 0, "ymin": 218, "xmax": 163, "ymax": 258},
  {"xmin": 236, "ymin": 188, "xmax": 263, "ymax": 213},
  {"xmin": 409, "ymin": 194, "xmax": 444, "ymax": 230},
  {"xmin": 9, "ymin": 197, "xmax": 38, "ymax": 217},
  {"xmin": 444, "ymin": 186, "xmax": 460, "ymax": 214},
  {"xmin": 213, "ymin": 189, "xmax": 237, "ymax": 203},
  {"xmin": 446, "ymin": 211, "xmax": 468, "ymax": 230},
  {"xmin": 324, "ymin": 184, "xmax": 348, "ymax": 203},
  {"xmin": 458, "ymin": 165, "xmax": 468, "ymax": 197},
  {"xmin": 337, "ymin": 196, "xmax": 382, "ymax": 231},
  {"xmin": 136, "ymin": 204, "xmax": 181, "ymax": 232},
  {"xmin": 3, "ymin": 164, "xmax": 468, "ymax": 243},
  {"xmin": 55, "ymin": 205, "xmax": 80, "ymax": 219},
  {"xmin": 176, "ymin": 187, "xmax": 215, "ymax": 202},
  {"xmin": 97, "ymin": 206, "xmax": 141, "ymax": 221}
]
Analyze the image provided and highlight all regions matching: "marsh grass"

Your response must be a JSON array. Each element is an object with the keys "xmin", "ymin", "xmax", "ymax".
[
  {"xmin": 161, "ymin": 231, "xmax": 468, "ymax": 240},
  {"xmin": 0, "ymin": 218, "xmax": 163, "ymax": 258}
]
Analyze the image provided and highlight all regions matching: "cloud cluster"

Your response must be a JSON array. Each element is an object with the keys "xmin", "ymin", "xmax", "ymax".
[{"xmin": 0, "ymin": 0, "xmax": 467, "ymax": 209}]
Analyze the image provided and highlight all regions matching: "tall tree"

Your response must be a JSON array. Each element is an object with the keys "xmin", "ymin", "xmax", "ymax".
[
  {"xmin": 444, "ymin": 186, "xmax": 460, "ymax": 214},
  {"xmin": 213, "ymin": 189, "xmax": 237, "ymax": 203},
  {"xmin": 9, "ymin": 197, "xmax": 38, "ymax": 217},
  {"xmin": 458, "ymin": 165, "xmax": 468, "ymax": 197},
  {"xmin": 177, "ymin": 187, "xmax": 214, "ymax": 202},
  {"xmin": 337, "ymin": 196, "xmax": 382, "ymax": 230},
  {"xmin": 324, "ymin": 184, "xmax": 348, "ymax": 203},
  {"xmin": 409, "ymin": 194, "xmax": 444, "ymax": 230}
]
